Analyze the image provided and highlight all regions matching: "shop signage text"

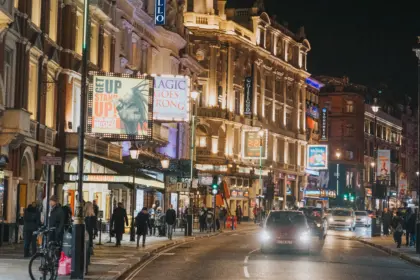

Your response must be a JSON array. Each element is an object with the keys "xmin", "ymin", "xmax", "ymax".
[
  {"xmin": 241, "ymin": 129, "xmax": 268, "ymax": 159},
  {"xmin": 320, "ymin": 108, "xmax": 328, "ymax": 141},
  {"xmin": 68, "ymin": 174, "xmax": 164, "ymax": 189},
  {"xmin": 154, "ymin": 0, "xmax": 166, "ymax": 25},
  {"xmin": 244, "ymin": 77, "xmax": 253, "ymax": 116}
]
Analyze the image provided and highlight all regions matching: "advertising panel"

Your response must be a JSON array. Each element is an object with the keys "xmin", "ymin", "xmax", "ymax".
[
  {"xmin": 306, "ymin": 145, "xmax": 328, "ymax": 170},
  {"xmin": 153, "ymin": 76, "xmax": 189, "ymax": 121},
  {"xmin": 377, "ymin": 150, "xmax": 390, "ymax": 180},
  {"xmin": 398, "ymin": 173, "xmax": 407, "ymax": 198},
  {"xmin": 241, "ymin": 129, "xmax": 268, "ymax": 159},
  {"xmin": 243, "ymin": 77, "xmax": 253, "ymax": 117},
  {"xmin": 88, "ymin": 72, "xmax": 153, "ymax": 140},
  {"xmin": 154, "ymin": 0, "xmax": 166, "ymax": 25},
  {"xmin": 320, "ymin": 108, "xmax": 328, "ymax": 141}
]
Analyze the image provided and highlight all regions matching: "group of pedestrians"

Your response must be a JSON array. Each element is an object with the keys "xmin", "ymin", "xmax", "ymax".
[{"xmin": 381, "ymin": 207, "xmax": 418, "ymax": 248}]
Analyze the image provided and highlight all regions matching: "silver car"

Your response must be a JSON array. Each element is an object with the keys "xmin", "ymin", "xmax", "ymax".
[
  {"xmin": 355, "ymin": 211, "xmax": 371, "ymax": 227},
  {"xmin": 328, "ymin": 208, "xmax": 356, "ymax": 231}
]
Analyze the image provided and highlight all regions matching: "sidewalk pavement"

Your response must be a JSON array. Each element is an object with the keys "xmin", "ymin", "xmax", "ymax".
[
  {"xmin": 0, "ymin": 222, "xmax": 257, "ymax": 280},
  {"xmin": 357, "ymin": 235, "xmax": 420, "ymax": 266}
]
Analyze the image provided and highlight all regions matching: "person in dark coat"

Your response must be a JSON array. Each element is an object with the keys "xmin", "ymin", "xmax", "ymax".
[
  {"xmin": 23, "ymin": 202, "xmax": 41, "ymax": 257},
  {"xmin": 84, "ymin": 202, "xmax": 96, "ymax": 254},
  {"xmin": 48, "ymin": 195, "xmax": 65, "ymax": 243},
  {"xmin": 382, "ymin": 208, "xmax": 392, "ymax": 236},
  {"xmin": 135, "ymin": 207, "xmax": 150, "ymax": 248},
  {"xmin": 404, "ymin": 208, "xmax": 416, "ymax": 246},
  {"xmin": 93, "ymin": 200, "xmax": 99, "ymax": 238},
  {"xmin": 391, "ymin": 211, "xmax": 404, "ymax": 248},
  {"xmin": 111, "ymin": 202, "xmax": 128, "ymax": 246},
  {"xmin": 236, "ymin": 205, "xmax": 243, "ymax": 224},
  {"xmin": 165, "ymin": 204, "xmax": 177, "ymax": 240}
]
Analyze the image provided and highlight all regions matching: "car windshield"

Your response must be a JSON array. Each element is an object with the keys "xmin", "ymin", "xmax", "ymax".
[
  {"xmin": 266, "ymin": 212, "xmax": 307, "ymax": 227},
  {"xmin": 355, "ymin": 211, "xmax": 367, "ymax": 216},
  {"xmin": 332, "ymin": 210, "xmax": 351, "ymax": 216}
]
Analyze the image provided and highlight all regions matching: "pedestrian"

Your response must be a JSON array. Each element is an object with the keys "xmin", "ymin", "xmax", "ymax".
[
  {"xmin": 23, "ymin": 202, "xmax": 40, "ymax": 258},
  {"xmin": 253, "ymin": 207, "xmax": 257, "ymax": 224},
  {"xmin": 48, "ymin": 195, "xmax": 65, "ymax": 244},
  {"xmin": 382, "ymin": 207, "xmax": 391, "ymax": 236},
  {"xmin": 62, "ymin": 204, "xmax": 72, "ymax": 232},
  {"xmin": 236, "ymin": 205, "xmax": 243, "ymax": 224},
  {"xmin": 84, "ymin": 202, "xmax": 96, "ymax": 256},
  {"xmin": 391, "ymin": 211, "xmax": 404, "ymax": 248},
  {"xmin": 165, "ymin": 204, "xmax": 176, "ymax": 240},
  {"xmin": 155, "ymin": 207, "xmax": 165, "ymax": 236},
  {"xmin": 135, "ymin": 207, "xmax": 150, "ymax": 248},
  {"xmin": 93, "ymin": 200, "xmax": 99, "ymax": 238},
  {"xmin": 405, "ymin": 208, "xmax": 416, "ymax": 246},
  {"xmin": 219, "ymin": 206, "xmax": 227, "ymax": 229},
  {"xmin": 199, "ymin": 206, "xmax": 207, "ymax": 232},
  {"xmin": 110, "ymin": 202, "xmax": 128, "ymax": 247},
  {"xmin": 148, "ymin": 204, "xmax": 156, "ymax": 236},
  {"xmin": 215, "ymin": 206, "xmax": 221, "ymax": 230}
]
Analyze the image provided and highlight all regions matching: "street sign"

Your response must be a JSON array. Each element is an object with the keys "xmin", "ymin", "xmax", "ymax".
[{"xmin": 41, "ymin": 156, "xmax": 62, "ymax": 166}]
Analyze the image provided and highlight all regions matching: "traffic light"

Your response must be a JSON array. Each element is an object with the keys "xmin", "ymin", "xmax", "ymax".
[
  {"xmin": 211, "ymin": 176, "xmax": 218, "ymax": 195},
  {"xmin": 343, "ymin": 194, "xmax": 348, "ymax": 201},
  {"xmin": 349, "ymin": 193, "xmax": 355, "ymax": 202}
]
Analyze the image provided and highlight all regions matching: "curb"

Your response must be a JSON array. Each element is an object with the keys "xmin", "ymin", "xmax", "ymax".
[
  {"xmin": 357, "ymin": 239, "xmax": 420, "ymax": 266},
  {"xmin": 114, "ymin": 232, "xmax": 222, "ymax": 280}
]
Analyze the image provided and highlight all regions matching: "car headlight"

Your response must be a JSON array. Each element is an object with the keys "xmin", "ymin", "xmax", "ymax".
[
  {"xmin": 316, "ymin": 223, "xmax": 321, "ymax": 227},
  {"xmin": 260, "ymin": 230, "xmax": 270, "ymax": 242},
  {"xmin": 300, "ymin": 231, "xmax": 310, "ymax": 242},
  {"xmin": 328, "ymin": 217, "xmax": 334, "ymax": 222},
  {"xmin": 345, "ymin": 218, "xmax": 352, "ymax": 223}
]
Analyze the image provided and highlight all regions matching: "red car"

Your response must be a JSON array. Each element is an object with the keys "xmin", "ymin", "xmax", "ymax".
[{"xmin": 260, "ymin": 210, "xmax": 311, "ymax": 253}]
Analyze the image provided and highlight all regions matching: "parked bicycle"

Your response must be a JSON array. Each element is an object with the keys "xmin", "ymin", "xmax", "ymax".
[{"xmin": 28, "ymin": 226, "xmax": 60, "ymax": 280}]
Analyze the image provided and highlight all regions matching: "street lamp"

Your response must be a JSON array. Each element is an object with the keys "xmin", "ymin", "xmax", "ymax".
[
  {"xmin": 188, "ymin": 91, "xmax": 199, "ymax": 236},
  {"xmin": 414, "ymin": 40, "xmax": 420, "ymax": 254},
  {"xmin": 258, "ymin": 129, "xmax": 264, "ymax": 220},
  {"xmin": 372, "ymin": 99, "xmax": 379, "ymax": 211},
  {"xmin": 129, "ymin": 145, "xmax": 139, "ymax": 242},
  {"xmin": 335, "ymin": 150, "xmax": 341, "ymax": 199}
]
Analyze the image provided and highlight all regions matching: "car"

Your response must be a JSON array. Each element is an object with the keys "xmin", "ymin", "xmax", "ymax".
[
  {"xmin": 328, "ymin": 208, "xmax": 356, "ymax": 231},
  {"xmin": 355, "ymin": 211, "xmax": 371, "ymax": 227},
  {"xmin": 259, "ymin": 210, "xmax": 311, "ymax": 253},
  {"xmin": 298, "ymin": 207, "xmax": 328, "ymax": 240}
]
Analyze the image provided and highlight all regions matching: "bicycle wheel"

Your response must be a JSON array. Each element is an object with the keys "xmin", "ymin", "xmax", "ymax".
[{"xmin": 28, "ymin": 253, "xmax": 57, "ymax": 280}]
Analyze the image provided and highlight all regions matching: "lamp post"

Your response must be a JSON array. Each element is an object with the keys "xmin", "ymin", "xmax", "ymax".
[
  {"xmin": 372, "ymin": 100, "xmax": 379, "ymax": 210},
  {"xmin": 129, "ymin": 145, "xmax": 139, "ymax": 242},
  {"xmin": 370, "ymin": 161, "xmax": 375, "ymax": 210},
  {"xmin": 258, "ymin": 129, "xmax": 264, "ymax": 218},
  {"xmin": 72, "ymin": 0, "xmax": 90, "ymax": 277},
  {"xmin": 335, "ymin": 150, "xmax": 341, "ymax": 199},
  {"xmin": 414, "ymin": 43, "xmax": 420, "ymax": 254},
  {"xmin": 188, "ymin": 90, "xmax": 199, "ymax": 236}
]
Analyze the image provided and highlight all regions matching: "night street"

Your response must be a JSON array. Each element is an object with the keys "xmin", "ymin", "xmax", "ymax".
[{"xmin": 123, "ymin": 229, "xmax": 420, "ymax": 280}]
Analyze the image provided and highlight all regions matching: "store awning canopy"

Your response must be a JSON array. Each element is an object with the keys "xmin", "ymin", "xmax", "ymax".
[{"xmin": 64, "ymin": 173, "xmax": 164, "ymax": 189}]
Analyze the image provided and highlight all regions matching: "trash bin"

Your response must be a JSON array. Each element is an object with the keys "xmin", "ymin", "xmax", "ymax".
[
  {"xmin": 62, "ymin": 231, "xmax": 72, "ymax": 257},
  {"xmin": 371, "ymin": 217, "xmax": 381, "ymax": 237}
]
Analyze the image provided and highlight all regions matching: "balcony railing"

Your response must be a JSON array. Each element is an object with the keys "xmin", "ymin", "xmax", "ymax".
[
  {"xmin": 2, "ymin": 109, "xmax": 31, "ymax": 137},
  {"xmin": 197, "ymin": 107, "xmax": 227, "ymax": 119},
  {"xmin": 65, "ymin": 133, "xmax": 122, "ymax": 161}
]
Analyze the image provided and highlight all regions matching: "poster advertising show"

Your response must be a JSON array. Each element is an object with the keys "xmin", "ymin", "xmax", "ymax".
[
  {"xmin": 377, "ymin": 149, "xmax": 390, "ymax": 180},
  {"xmin": 306, "ymin": 145, "xmax": 328, "ymax": 170},
  {"xmin": 88, "ymin": 73, "xmax": 153, "ymax": 140},
  {"xmin": 153, "ymin": 76, "xmax": 190, "ymax": 121}
]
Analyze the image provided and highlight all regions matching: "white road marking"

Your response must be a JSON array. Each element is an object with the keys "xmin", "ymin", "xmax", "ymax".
[
  {"xmin": 243, "ymin": 265, "xmax": 250, "ymax": 278},
  {"xmin": 244, "ymin": 256, "xmax": 249, "ymax": 264}
]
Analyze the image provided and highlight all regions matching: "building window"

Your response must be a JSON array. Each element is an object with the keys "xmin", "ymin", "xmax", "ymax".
[
  {"xmin": 72, "ymin": 83, "xmax": 81, "ymax": 131},
  {"xmin": 75, "ymin": 13, "xmax": 83, "ymax": 55},
  {"xmin": 103, "ymin": 34, "xmax": 111, "ymax": 72},
  {"xmin": 234, "ymin": 90, "xmax": 240, "ymax": 115},
  {"xmin": 141, "ymin": 43, "xmax": 148, "ymax": 73},
  {"xmin": 345, "ymin": 100, "xmax": 354, "ymax": 113},
  {"xmin": 345, "ymin": 124, "xmax": 353, "ymax": 137},
  {"xmin": 345, "ymin": 150, "xmax": 354, "ymax": 160},
  {"xmin": 131, "ymin": 34, "xmax": 140, "ymax": 67},
  {"xmin": 286, "ymin": 112, "xmax": 292, "ymax": 130},
  {"xmin": 32, "ymin": 0, "xmax": 41, "ymax": 26},
  {"xmin": 49, "ymin": 0, "xmax": 58, "ymax": 41},
  {"xmin": 90, "ymin": 23, "xmax": 99, "ymax": 65},
  {"xmin": 196, "ymin": 136, "xmax": 207, "ymax": 148},
  {"xmin": 346, "ymin": 171, "xmax": 353, "ymax": 188},
  {"xmin": 4, "ymin": 48, "xmax": 13, "ymax": 108},
  {"xmin": 28, "ymin": 61, "xmax": 38, "ymax": 120},
  {"xmin": 369, "ymin": 122, "xmax": 374, "ymax": 134},
  {"xmin": 45, "ymin": 81, "xmax": 55, "ymax": 128}
]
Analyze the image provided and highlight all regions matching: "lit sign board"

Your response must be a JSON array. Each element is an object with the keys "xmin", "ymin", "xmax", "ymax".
[
  {"xmin": 377, "ymin": 150, "xmax": 390, "ymax": 180},
  {"xmin": 307, "ymin": 145, "xmax": 328, "ymax": 170},
  {"xmin": 68, "ymin": 174, "xmax": 164, "ymax": 189},
  {"xmin": 87, "ymin": 72, "xmax": 153, "ymax": 141},
  {"xmin": 305, "ymin": 77, "xmax": 321, "ymax": 90},
  {"xmin": 241, "ymin": 129, "xmax": 268, "ymax": 160},
  {"xmin": 154, "ymin": 0, "xmax": 166, "ymax": 25},
  {"xmin": 153, "ymin": 76, "xmax": 190, "ymax": 121},
  {"xmin": 244, "ymin": 77, "xmax": 253, "ymax": 117},
  {"xmin": 320, "ymin": 108, "xmax": 328, "ymax": 141}
]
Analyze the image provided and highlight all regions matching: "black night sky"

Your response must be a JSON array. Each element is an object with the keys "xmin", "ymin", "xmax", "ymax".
[{"xmin": 265, "ymin": 0, "xmax": 420, "ymax": 103}]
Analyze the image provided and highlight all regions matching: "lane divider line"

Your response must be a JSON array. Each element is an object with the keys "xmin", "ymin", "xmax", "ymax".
[
  {"xmin": 244, "ymin": 256, "xmax": 249, "ymax": 264},
  {"xmin": 243, "ymin": 266, "xmax": 250, "ymax": 278}
]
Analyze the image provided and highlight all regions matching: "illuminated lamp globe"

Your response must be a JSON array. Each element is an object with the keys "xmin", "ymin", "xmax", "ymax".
[
  {"xmin": 161, "ymin": 158, "xmax": 170, "ymax": 169},
  {"xmin": 191, "ymin": 91, "xmax": 199, "ymax": 100},
  {"xmin": 335, "ymin": 151, "xmax": 341, "ymax": 159},
  {"xmin": 371, "ymin": 105, "xmax": 379, "ymax": 113},
  {"xmin": 129, "ymin": 146, "xmax": 139, "ymax": 160},
  {"xmin": 370, "ymin": 162, "xmax": 375, "ymax": 168},
  {"xmin": 258, "ymin": 130, "xmax": 264, "ymax": 138}
]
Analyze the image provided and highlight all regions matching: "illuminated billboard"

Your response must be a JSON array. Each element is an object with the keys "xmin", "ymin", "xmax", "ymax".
[
  {"xmin": 153, "ymin": 75, "xmax": 190, "ymax": 122},
  {"xmin": 87, "ymin": 72, "xmax": 153, "ymax": 140},
  {"xmin": 241, "ymin": 129, "xmax": 268, "ymax": 160},
  {"xmin": 306, "ymin": 145, "xmax": 328, "ymax": 170},
  {"xmin": 377, "ymin": 149, "xmax": 390, "ymax": 180}
]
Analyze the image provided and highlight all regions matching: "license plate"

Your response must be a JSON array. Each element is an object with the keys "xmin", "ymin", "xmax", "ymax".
[{"xmin": 277, "ymin": 240, "xmax": 293, "ymax": 244}]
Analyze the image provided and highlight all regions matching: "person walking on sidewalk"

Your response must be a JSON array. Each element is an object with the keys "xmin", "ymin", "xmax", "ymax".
[
  {"xmin": 48, "ymin": 195, "xmax": 64, "ymax": 244},
  {"xmin": 215, "ymin": 206, "xmax": 221, "ymax": 231},
  {"xmin": 382, "ymin": 208, "xmax": 392, "ymax": 236},
  {"xmin": 236, "ymin": 205, "xmax": 243, "ymax": 225},
  {"xmin": 199, "ymin": 206, "xmax": 207, "ymax": 232},
  {"xmin": 148, "ymin": 204, "xmax": 156, "ymax": 236},
  {"xmin": 404, "ymin": 208, "xmax": 416, "ymax": 246},
  {"xmin": 391, "ymin": 211, "xmax": 404, "ymax": 248},
  {"xmin": 165, "ymin": 204, "xmax": 176, "ymax": 240},
  {"xmin": 135, "ymin": 207, "xmax": 150, "ymax": 248},
  {"xmin": 93, "ymin": 200, "xmax": 99, "ymax": 238},
  {"xmin": 219, "ymin": 206, "xmax": 227, "ymax": 229},
  {"xmin": 23, "ymin": 202, "xmax": 40, "ymax": 258},
  {"xmin": 84, "ymin": 202, "xmax": 96, "ymax": 256},
  {"xmin": 111, "ymin": 202, "xmax": 128, "ymax": 247}
]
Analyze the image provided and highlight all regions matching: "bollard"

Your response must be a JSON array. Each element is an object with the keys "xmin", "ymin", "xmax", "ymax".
[{"xmin": 97, "ymin": 218, "xmax": 102, "ymax": 245}]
